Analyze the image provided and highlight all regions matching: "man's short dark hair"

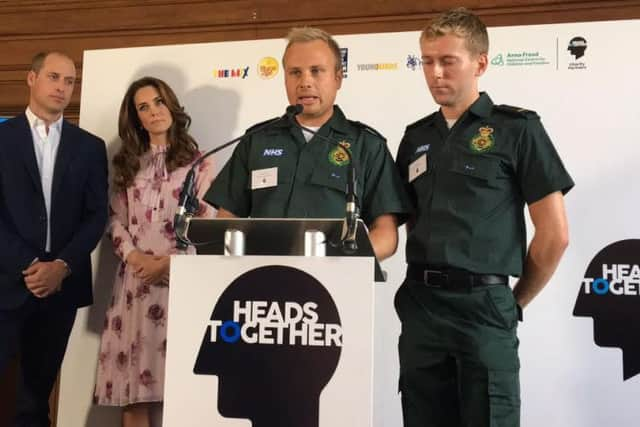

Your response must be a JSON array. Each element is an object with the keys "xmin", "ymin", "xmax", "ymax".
[{"xmin": 30, "ymin": 51, "xmax": 74, "ymax": 74}]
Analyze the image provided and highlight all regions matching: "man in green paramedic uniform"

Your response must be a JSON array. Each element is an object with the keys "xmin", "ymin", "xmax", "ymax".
[
  {"xmin": 394, "ymin": 8, "xmax": 574, "ymax": 427},
  {"xmin": 206, "ymin": 27, "xmax": 411, "ymax": 260}
]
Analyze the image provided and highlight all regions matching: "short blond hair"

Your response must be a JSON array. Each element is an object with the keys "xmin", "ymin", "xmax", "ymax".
[
  {"xmin": 421, "ymin": 7, "xmax": 489, "ymax": 56},
  {"xmin": 282, "ymin": 27, "xmax": 342, "ymax": 72}
]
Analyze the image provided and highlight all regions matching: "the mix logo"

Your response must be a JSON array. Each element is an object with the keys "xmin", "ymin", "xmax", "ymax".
[
  {"xmin": 213, "ymin": 66, "xmax": 250, "ymax": 79},
  {"xmin": 573, "ymin": 239, "xmax": 640, "ymax": 380},
  {"xmin": 194, "ymin": 265, "xmax": 342, "ymax": 426}
]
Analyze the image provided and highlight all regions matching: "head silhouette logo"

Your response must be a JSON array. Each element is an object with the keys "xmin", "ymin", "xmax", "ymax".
[
  {"xmin": 194, "ymin": 265, "xmax": 343, "ymax": 427},
  {"xmin": 567, "ymin": 36, "xmax": 587, "ymax": 60},
  {"xmin": 573, "ymin": 239, "xmax": 640, "ymax": 380}
]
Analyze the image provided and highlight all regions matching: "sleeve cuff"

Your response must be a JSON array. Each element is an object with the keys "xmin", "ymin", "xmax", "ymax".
[{"xmin": 54, "ymin": 258, "xmax": 72, "ymax": 277}]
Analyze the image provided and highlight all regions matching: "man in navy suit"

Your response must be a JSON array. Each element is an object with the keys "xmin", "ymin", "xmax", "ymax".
[{"xmin": 0, "ymin": 51, "xmax": 108, "ymax": 426}]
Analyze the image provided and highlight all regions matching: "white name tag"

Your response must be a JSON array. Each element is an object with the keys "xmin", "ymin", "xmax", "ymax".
[
  {"xmin": 251, "ymin": 167, "xmax": 278, "ymax": 190},
  {"xmin": 408, "ymin": 154, "xmax": 427, "ymax": 183}
]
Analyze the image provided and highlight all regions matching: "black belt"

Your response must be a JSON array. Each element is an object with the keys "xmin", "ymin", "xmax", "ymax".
[{"xmin": 407, "ymin": 264, "xmax": 508, "ymax": 290}]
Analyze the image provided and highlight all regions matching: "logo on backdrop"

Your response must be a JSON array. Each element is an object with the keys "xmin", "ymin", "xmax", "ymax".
[
  {"xmin": 573, "ymin": 239, "xmax": 640, "ymax": 380},
  {"xmin": 212, "ymin": 66, "xmax": 250, "ymax": 79},
  {"xmin": 567, "ymin": 36, "xmax": 588, "ymax": 70},
  {"xmin": 258, "ymin": 56, "xmax": 279, "ymax": 79},
  {"xmin": 567, "ymin": 36, "xmax": 587, "ymax": 59},
  {"xmin": 491, "ymin": 53, "xmax": 504, "ymax": 66},
  {"xmin": 340, "ymin": 47, "xmax": 349, "ymax": 78},
  {"xmin": 356, "ymin": 62, "xmax": 398, "ymax": 71},
  {"xmin": 194, "ymin": 265, "xmax": 343, "ymax": 425},
  {"xmin": 406, "ymin": 54, "xmax": 422, "ymax": 71},
  {"xmin": 488, "ymin": 50, "xmax": 550, "ymax": 67}
]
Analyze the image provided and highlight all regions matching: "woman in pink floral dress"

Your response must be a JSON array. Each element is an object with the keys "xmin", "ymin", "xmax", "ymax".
[{"xmin": 94, "ymin": 76, "xmax": 215, "ymax": 426}]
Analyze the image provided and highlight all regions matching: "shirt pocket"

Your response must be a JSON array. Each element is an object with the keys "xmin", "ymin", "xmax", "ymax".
[
  {"xmin": 445, "ymin": 154, "xmax": 500, "ymax": 213},
  {"xmin": 249, "ymin": 151, "xmax": 295, "ymax": 188},
  {"xmin": 309, "ymin": 164, "xmax": 348, "ymax": 194},
  {"xmin": 248, "ymin": 158, "xmax": 294, "ymax": 215},
  {"xmin": 448, "ymin": 154, "xmax": 498, "ymax": 183}
]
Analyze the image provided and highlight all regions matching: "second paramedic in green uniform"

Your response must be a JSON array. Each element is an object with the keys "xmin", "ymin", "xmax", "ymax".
[
  {"xmin": 206, "ymin": 27, "xmax": 410, "ymax": 260},
  {"xmin": 394, "ymin": 8, "xmax": 574, "ymax": 427}
]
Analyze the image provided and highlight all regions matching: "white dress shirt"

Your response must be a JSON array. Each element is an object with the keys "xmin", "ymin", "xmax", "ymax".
[{"xmin": 25, "ymin": 107, "xmax": 63, "ymax": 252}]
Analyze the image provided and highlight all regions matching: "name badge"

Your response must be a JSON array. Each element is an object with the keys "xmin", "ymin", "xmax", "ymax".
[
  {"xmin": 251, "ymin": 167, "xmax": 278, "ymax": 190},
  {"xmin": 408, "ymin": 154, "xmax": 427, "ymax": 183}
]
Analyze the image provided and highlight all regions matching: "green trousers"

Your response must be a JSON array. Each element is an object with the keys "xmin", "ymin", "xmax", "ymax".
[{"xmin": 394, "ymin": 279, "xmax": 520, "ymax": 427}]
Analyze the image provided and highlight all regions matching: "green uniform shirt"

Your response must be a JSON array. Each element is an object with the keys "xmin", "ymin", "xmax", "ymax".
[
  {"xmin": 396, "ymin": 93, "xmax": 574, "ymax": 276},
  {"xmin": 206, "ymin": 105, "xmax": 411, "ymax": 225}
]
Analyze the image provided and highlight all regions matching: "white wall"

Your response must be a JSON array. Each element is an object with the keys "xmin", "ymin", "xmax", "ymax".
[{"xmin": 59, "ymin": 20, "xmax": 640, "ymax": 426}]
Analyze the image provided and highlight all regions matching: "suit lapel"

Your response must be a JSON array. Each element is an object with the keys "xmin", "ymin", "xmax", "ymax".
[
  {"xmin": 13, "ymin": 114, "xmax": 44, "ymax": 194},
  {"xmin": 51, "ymin": 120, "xmax": 75, "ymax": 204}
]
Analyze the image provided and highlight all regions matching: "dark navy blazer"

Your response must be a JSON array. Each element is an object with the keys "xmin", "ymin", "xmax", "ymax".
[{"xmin": 0, "ymin": 113, "xmax": 108, "ymax": 310}]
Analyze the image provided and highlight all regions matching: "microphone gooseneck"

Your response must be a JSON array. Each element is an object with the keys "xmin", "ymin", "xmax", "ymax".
[{"xmin": 174, "ymin": 106, "xmax": 299, "ymax": 248}]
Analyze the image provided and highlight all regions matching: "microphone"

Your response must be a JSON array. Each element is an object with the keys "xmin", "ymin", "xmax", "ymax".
[
  {"xmin": 286, "ymin": 104, "xmax": 304, "ymax": 119},
  {"xmin": 288, "ymin": 104, "xmax": 359, "ymax": 254},
  {"xmin": 174, "ymin": 108, "xmax": 295, "ymax": 249}
]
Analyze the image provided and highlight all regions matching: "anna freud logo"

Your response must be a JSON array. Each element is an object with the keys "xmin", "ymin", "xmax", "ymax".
[
  {"xmin": 574, "ymin": 239, "xmax": 640, "ymax": 380},
  {"xmin": 194, "ymin": 265, "xmax": 342, "ymax": 427}
]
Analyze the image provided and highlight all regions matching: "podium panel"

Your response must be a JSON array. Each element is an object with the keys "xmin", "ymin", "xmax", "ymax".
[{"xmin": 164, "ymin": 255, "xmax": 374, "ymax": 427}]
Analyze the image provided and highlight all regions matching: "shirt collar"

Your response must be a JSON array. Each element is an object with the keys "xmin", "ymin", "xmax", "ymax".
[
  {"xmin": 281, "ymin": 105, "xmax": 349, "ymax": 139},
  {"xmin": 25, "ymin": 107, "xmax": 63, "ymax": 133},
  {"xmin": 468, "ymin": 92, "xmax": 494, "ymax": 119},
  {"xmin": 323, "ymin": 105, "xmax": 350, "ymax": 135}
]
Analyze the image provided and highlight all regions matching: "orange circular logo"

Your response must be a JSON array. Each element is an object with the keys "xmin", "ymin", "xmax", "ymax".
[{"xmin": 258, "ymin": 57, "xmax": 279, "ymax": 79}]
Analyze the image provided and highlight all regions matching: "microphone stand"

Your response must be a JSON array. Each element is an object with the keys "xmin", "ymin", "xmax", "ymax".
[
  {"xmin": 175, "ymin": 104, "xmax": 361, "ymax": 255},
  {"xmin": 289, "ymin": 108, "xmax": 360, "ymax": 254},
  {"xmin": 174, "ymin": 112, "xmax": 292, "ymax": 248}
]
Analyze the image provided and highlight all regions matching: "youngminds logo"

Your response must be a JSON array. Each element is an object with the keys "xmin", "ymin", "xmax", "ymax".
[
  {"xmin": 194, "ymin": 265, "xmax": 342, "ymax": 427},
  {"xmin": 356, "ymin": 62, "xmax": 398, "ymax": 71},
  {"xmin": 573, "ymin": 239, "xmax": 640, "ymax": 380}
]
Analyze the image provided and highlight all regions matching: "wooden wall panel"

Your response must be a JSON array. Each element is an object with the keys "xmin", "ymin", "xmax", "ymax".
[
  {"xmin": 1, "ymin": 0, "xmax": 640, "ymax": 120},
  {"xmin": 0, "ymin": 1, "xmax": 639, "ymax": 425}
]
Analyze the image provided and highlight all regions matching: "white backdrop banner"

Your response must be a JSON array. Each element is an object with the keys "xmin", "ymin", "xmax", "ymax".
[{"xmin": 59, "ymin": 19, "xmax": 640, "ymax": 427}]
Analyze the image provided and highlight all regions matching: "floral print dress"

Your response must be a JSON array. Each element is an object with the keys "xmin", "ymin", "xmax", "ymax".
[{"xmin": 94, "ymin": 144, "xmax": 215, "ymax": 406}]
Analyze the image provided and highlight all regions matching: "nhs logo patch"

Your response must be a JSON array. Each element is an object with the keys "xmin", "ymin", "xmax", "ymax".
[
  {"xmin": 263, "ymin": 148, "xmax": 284, "ymax": 157},
  {"xmin": 415, "ymin": 144, "xmax": 430, "ymax": 154}
]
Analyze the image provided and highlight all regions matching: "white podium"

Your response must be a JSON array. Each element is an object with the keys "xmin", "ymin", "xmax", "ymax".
[{"xmin": 163, "ymin": 218, "xmax": 378, "ymax": 427}]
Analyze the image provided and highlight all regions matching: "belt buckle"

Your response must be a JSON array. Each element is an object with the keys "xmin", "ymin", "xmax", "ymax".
[{"xmin": 424, "ymin": 269, "xmax": 447, "ymax": 287}]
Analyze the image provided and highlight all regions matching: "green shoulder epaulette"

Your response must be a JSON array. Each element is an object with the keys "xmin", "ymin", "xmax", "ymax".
[
  {"xmin": 494, "ymin": 104, "xmax": 539, "ymax": 119},
  {"xmin": 406, "ymin": 112, "xmax": 438, "ymax": 130},
  {"xmin": 351, "ymin": 120, "xmax": 386, "ymax": 140},
  {"xmin": 245, "ymin": 116, "xmax": 282, "ymax": 133}
]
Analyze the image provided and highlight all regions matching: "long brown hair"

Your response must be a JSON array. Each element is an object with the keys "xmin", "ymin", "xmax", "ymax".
[{"xmin": 112, "ymin": 76, "xmax": 199, "ymax": 191}]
